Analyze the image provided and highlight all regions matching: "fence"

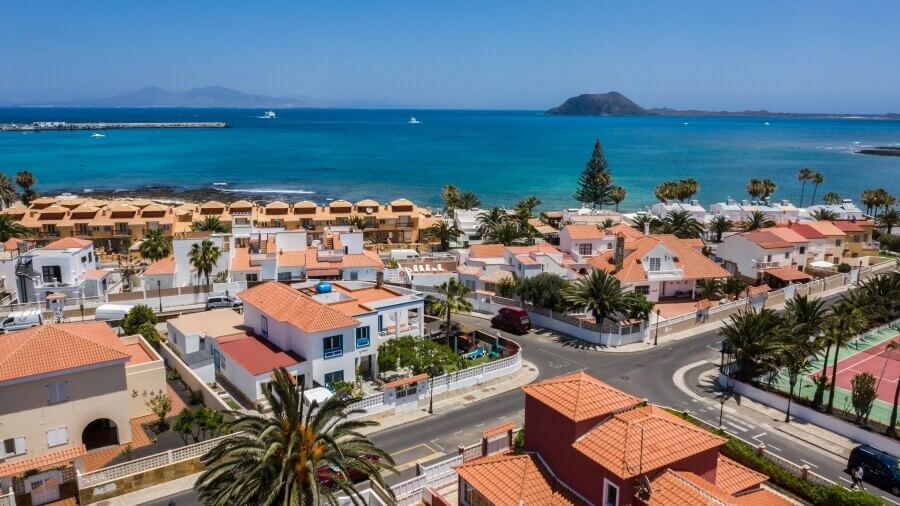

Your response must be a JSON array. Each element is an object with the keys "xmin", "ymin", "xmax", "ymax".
[
  {"xmin": 156, "ymin": 342, "xmax": 230, "ymax": 411},
  {"xmin": 0, "ymin": 488, "xmax": 13, "ymax": 506}
]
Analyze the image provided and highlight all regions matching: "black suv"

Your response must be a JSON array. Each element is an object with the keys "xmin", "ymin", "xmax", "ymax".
[{"xmin": 848, "ymin": 444, "xmax": 900, "ymax": 495}]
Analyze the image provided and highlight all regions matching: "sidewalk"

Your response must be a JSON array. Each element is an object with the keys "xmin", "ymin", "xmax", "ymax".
[{"xmin": 98, "ymin": 471, "xmax": 201, "ymax": 505}]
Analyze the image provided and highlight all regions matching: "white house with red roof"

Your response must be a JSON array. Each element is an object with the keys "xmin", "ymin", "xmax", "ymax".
[
  {"xmin": 208, "ymin": 280, "xmax": 425, "ymax": 403},
  {"xmin": 717, "ymin": 230, "xmax": 812, "ymax": 286},
  {"xmin": 0, "ymin": 322, "xmax": 165, "ymax": 504},
  {"xmin": 559, "ymin": 224, "xmax": 615, "ymax": 262},
  {"xmin": 457, "ymin": 242, "xmax": 578, "ymax": 294},
  {"xmin": 15, "ymin": 237, "xmax": 110, "ymax": 304}
]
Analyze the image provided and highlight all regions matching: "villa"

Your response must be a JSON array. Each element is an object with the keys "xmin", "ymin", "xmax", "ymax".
[
  {"xmin": 709, "ymin": 198, "xmax": 800, "ymax": 223},
  {"xmin": 453, "ymin": 371, "xmax": 789, "ymax": 506},
  {"xmin": 650, "ymin": 199, "xmax": 708, "ymax": 222},
  {"xmin": 13, "ymin": 237, "xmax": 111, "ymax": 304},
  {"xmin": 830, "ymin": 219, "xmax": 880, "ymax": 264},
  {"xmin": 808, "ymin": 199, "xmax": 865, "ymax": 220},
  {"xmin": 717, "ymin": 230, "xmax": 811, "ymax": 286},
  {"xmin": 457, "ymin": 242, "xmax": 579, "ymax": 294}
]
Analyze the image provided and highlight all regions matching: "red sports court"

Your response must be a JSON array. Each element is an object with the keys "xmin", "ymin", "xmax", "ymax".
[{"xmin": 812, "ymin": 335, "xmax": 900, "ymax": 404}]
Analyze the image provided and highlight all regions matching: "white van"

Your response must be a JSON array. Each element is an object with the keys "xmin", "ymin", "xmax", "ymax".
[
  {"xmin": 1, "ymin": 309, "xmax": 44, "ymax": 332},
  {"xmin": 93, "ymin": 303, "xmax": 136, "ymax": 323},
  {"xmin": 389, "ymin": 249, "xmax": 420, "ymax": 261}
]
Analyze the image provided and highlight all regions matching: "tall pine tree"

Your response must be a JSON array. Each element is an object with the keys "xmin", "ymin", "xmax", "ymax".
[{"xmin": 573, "ymin": 139, "xmax": 614, "ymax": 209}]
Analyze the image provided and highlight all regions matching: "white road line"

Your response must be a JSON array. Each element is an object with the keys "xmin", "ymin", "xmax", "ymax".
[
  {"xmin": 723, "ymin": 415, "xmax": 754, "ymax": 432},
  {"xmin": 767, "ymin": 444, "xmax": 783, "ymax": 452},
  {"xmin": 453, "ymin": 430, "xmax": 463, "ymax": 435},
  {"xmin": 536, "ymin": 348, "xmax": 590, "ymax": 368},
  {"xmin": 672, "ymin": 360, "xmax": 715, "ymax": 402},
  {"xmin": 882, "ymin": 494, "xmax": 900, "ymax": 505},
  {"xmin": 800, "ymin": 459, "xmax": 819, "ymax": 468},
  {"xmin": 751, "ymin": 432, "xmax": 767, "ymax": 440},
  {"xmin": 724, "ymin": 420, "xmax": 748, "ymax": 433},
  {"xmin": 430, "ymin": 440, "xmax": 445, "ymax": 452},
  {"xmin": 838, "ymin": 476, "xmax": 852, "ymax": 484},
  {"xmin": 475, "ymin": 423, "xmax": 484, "ymax": 427}
]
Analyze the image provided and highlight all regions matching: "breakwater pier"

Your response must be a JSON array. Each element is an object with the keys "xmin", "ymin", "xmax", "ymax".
[{"xmin": 0, "ymin": 121, "xmax": 228, "ymax": 131}]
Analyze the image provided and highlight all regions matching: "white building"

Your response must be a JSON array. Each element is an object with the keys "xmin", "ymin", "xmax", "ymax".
[
  {"xmin": 710, "ymin": 198, "xmax": 800, "ymax": 223},
  {"xmin": 807, "ymin": 199, "xmax": 865, "ymax": 220},
  {"xmin": 0, "ymin": 239, "xmax": 32, "ymax": 304},
  {"xmin": 717, "ymin": 230, "xmax": 811, "ymax": 285},
  {"xmin": 650, "ymin": 200, "xmax": 707, "ymax": 222},
  {"xmin": 14, "ymin": 237, "xmax": 110, "ymax": 304},
  {"xmin": 453, "ymin": 209, "xmax": 483, "ymax": 245},
  {"xmin": 561, "ymin": 207, "xmax": 622, "ymax": 227},
  {"xmin": 166, "ymin": 309, "xmax": 245, "ymax": 383},
  {"xmin": 457, "ymin": 242, "xmax": 578, "ymax": 294},
  {"xmin": 558, "ymin": 224, "xmax": 614, "ymax": 263}
]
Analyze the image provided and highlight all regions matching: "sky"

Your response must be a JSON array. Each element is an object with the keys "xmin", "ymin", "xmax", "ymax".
[{"xmin": 2, "ymin": 1, "xmax": 900, "ymax": 112}]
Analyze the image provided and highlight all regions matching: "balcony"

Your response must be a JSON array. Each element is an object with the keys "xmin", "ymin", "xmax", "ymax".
[
  {"xmin": 317, "ymin": 250, "xmax": 344, "ymax": 263},
  {"xmin": 752, "ymin": 260, "xmax": 785, "ymax": 269},
  {"xmin": 863, "ymin": 240, "xmax": 881, "ymax": 250},
  {"xmin": 646, "ymin": 267, "xmax": 684, "ymax": 281},
  {"xmin": 355, "ymin": 336, "xmax": 371, "ymax": 348},
  {"xmin": 378, "ymin": 321, "xmax": 419, "ymax": 338}
]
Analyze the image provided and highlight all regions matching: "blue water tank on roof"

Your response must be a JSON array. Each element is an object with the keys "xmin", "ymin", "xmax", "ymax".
[{"xmin": 316, "ymin": 281, "xmax": 332, "ymax": 294}]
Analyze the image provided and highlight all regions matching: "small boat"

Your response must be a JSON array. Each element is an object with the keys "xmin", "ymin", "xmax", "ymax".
[
  {"xmin": 408, "ymin": 116, "xmax": 421, "ymax": 124},
  {"xmin": 683, "ymin": 122, "xmax": 689, "ymax": 126},
  {"xmin": 764, "ymin": 122, "xmax": 770, "ymax": 126},
  {"xmin": 212, "ymin": 182, "xmax": 228, "ymax": 186},
  {"xmin": 90, "ymin": 133, "xmax": 106, "ymax": 138},
  {"xmin": 260, "ymin": 110, "xmax": 276, "ymax": 119}
]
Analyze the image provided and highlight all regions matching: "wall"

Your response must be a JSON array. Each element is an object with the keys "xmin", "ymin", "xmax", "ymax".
[
  {"xmin": 122, "ymin": 336, "xmax": 167, "ymax": 418},
  {"xmin": 719, "ymin": 372, "xmax": 900, "ymax": 457},
  {"xmin": 156, "ymin": 343, "xmax": 229, "ymax": 411}
]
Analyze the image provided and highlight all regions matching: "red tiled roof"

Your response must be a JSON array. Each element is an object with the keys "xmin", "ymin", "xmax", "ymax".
[
  {"xmin": 84, "ymin": 268, "xmax": 110, "ymax": 280},
  {"xmin": 43, "ymin": 237, "xmax": 92, "ymax": 249},
  {"xmin": 830, "ymin": 220, "xmax": 869, "ymax": 232},
  {"xmin": 522, "ymin": 371, "xmax": 640, "ymax": 422},
  {"xmin": 734, "ymin": 488, "xmax": 792, "ymax": 505},
  {"xmin": 739, "ymin": 231, "xmax": 793, "ymax": 249},
  {"xmin": 482, "ymin": 421, "xmax": 515, "ymax": 439},
  {"xmin": 564, "ymin": 224, "xmax": 605, "ymax": 240},
  {"xmin": 646, "ymin": 469, "xmax": 733, "ymax": 505},
  {"xmin": 144, "ymin": 257, "xmax": 175, "ymax": 275},
  {"xmin": 606, "ymin": 223, "xmax": 644, "ymax": 238},
  {"xmin": 765, "ymin": 227, "xmax": 809, "ymax": 244},
  {"xmin": 0, "ymin": 323, "xmax": 130, "ymax": 382},
  {"xmin": 239, "ymin": 281, "xmax": 359, "ymax": 333},
  {"xmin": 715, "ymin": 455, "xmax": 768, "ymax": 494},
  {"xmin": 761, "ymin": 267, "xmax": 812, "ymax": 282},
  {"xmin": 382, "ymin": 373, "xmax": 428, "ymax": 389},
  {"xmin": 0, "ymin": 444, "xmax": 86, "ymax": 476},
  {"xmin": 3, "ymin": 238, "xmax": 24, "ymax": 251},
  {"xmin": 803, "ymin": 221, "xmax": 845, "ymax": 237},
  {"xmin": 278, "ymin": 249, "xmax": 307, "ymax": 268},
  {"xmin": 215, "ymin": 331, "xmax": 304, "ymax": 376},
  {"xmin": 572, "ymin": 405, "xmax": 726, "ymax": 479},
  {"xmin": 587, "ymin": 235, "xmax": 730, "ymax": 283},
  {"xmin": 230, "ymin": 248, "xmax": 261, "ymax": 272},
  {"xmin": 454, "ymin": 453, "xmax": 585, "ymax": 505},
  {"xmin": 304, "ymin": 249, "xmax": 383, "ymax": 270},
  {"xmin": 783, "ymin": 222, "xmax": 825, "ymax": 240},
  {"xmin": 480, "ymin": 269, "xmax": 513, "ymax": 283},
  {"xmin": 468, "ymin": 244, "xmax": 508, "ymax": 258}
]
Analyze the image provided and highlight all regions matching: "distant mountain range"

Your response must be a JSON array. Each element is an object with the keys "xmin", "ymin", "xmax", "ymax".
[
  {"xmin": 15, "ymin": 86, "xmax": 311, "ymax": 108},
  {"xmin": 547, "ymin": 91, "xmax": 900, "ymax": 119}
]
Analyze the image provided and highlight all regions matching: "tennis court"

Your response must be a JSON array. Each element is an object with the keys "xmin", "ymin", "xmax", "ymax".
[{"xmin": 818, "ymin": 336, "xmax": 900, "ymax": 404}]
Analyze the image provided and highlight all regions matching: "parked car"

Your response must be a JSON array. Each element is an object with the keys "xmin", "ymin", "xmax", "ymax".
[
  {"xmin": 206, "ymin": 295, "xmax": 242, "ymax": 310},
  {"xmin": 1, "ymin": 309, "xmax": 43, "ymax": 332},
  {"xmin": 848, "ymin": 444, "xmax": 900, "ymax": 495},
  {"xmin": 316, "ymin": 454, "xmax": 381, "ymax": 488},
  {"xmin": 491, "ymin": 306, "xmax": 531, "ymax": 334},
  {"xmin": 93, "ymin": 304, "xmax": 136, "ymax": 323}
]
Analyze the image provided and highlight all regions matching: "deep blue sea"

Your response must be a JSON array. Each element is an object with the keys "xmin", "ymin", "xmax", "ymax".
[{"xmin": 0, "ymin": 108, "xmax": 898, "ymax": 210}]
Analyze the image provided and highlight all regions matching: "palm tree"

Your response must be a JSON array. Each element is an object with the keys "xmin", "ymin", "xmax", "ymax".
[
  {"xmin": 139, "ymin": 229, "xmax": 171, "ymax": 262},
  {"xmin": 825, "ymin": 301, "xmax": 868, "ymax": 414},
  {"xmin": 809, "ymin": 172, "xmax": 824, "ymax": 205},
  {"xmin": 710, "ymin": 215, "xmax": 732, "ymax": 242},
  {"xmin": 347, "ymin": 215, "xmax": 368, "ymax": 231},
  {"xmin": 720, "ymin": 277, "xmax": 748, "ymax": 300},
  {"xmin": 456, "ymin": 191, "xmax": 481, "ymax": 211},
  {"xmin": 784, "ymin": 295, "xmax": 828, "ymax": 333},
  {"xmin": 798, "ymin": 168, "xmax": 813, "ymax": 207},
  {"xmin": 876, "ymin": 208, "xmax": 899, "ymax": 234},
  {"xmin": 861, "ymin": 189, "xmax": 879, "ymax": 215},
  {"xmin": 476, "ymin": 207, "xmax": 507, "ymax": 236},
  {"xmin": 631, "ymin": 214, "xmax": 659, "ymax": 234},
  {"xmin": 697, "ymin": 278, "xmax": 721, "ymax": 300},
  {"xmin": 515, "ymin": 195, "xmax": 542, "ymax": 216},
  {"xmin": 741, "ymin": 211, "xmax": 775, "ymax": 231},
  {"xmin": 655, "ymin": 181, "xmax": 678, "ymax": 202},
  {"xmin": 192, "ymin": 216, "xmax": 229, "ymax": 233},
  {"xmin": 14, "ymin": 171, "xmax": 37, "ymax": 206},
  {"xmin": 441, "ymin": 184, "xmax": 461, "ymax": 213},
  {"xmin": 746, "ymin": 178, "xmax": 764, "ymax": 199},
  {"xmin": 484, "ymin": 221, "xmax": 526, "ymax": 246},
  {"xmin": 564, "ymin": 270, "xmax": 632, "ymax": 323},
  {"xmin": 610, "ymin": 186, "xmax": 627, "ymax": 212},
  {"xmin": 658, "ymin": 209, "xmax": 703, "ymax": 239},
  {"xmin": 601, "ymin": 218, "xmax": 616, "ymax": 229},
  {"xmin": 426, "ymin": 220, "xmax": 459, "ymax": 251},
  {"xmin": 822, "ymin": 192, "xmax": 841, "ymax": 205},
  {"xmin": 676, "ymin": 178, "xmax": 700, "ymax": 202},
  {"xmin": 859, "ymin": 272, "xmax": 900, "ymax": 322},
  {"xmin": 0, "ymin": 214, "xmax": 29, "ymax": 242},
  {"xmin": 719, "ymin": 308, "xmax": 783, "ymax": 382},
  {"xmin": 429, "ymin": 278, "xmax": 472, "ymax": 351},
  {"xmin": 812, "ymin": 209, "xmax": 837, "ymax": 221},
  {"xmin": 188, "ymin": 239, "xmax": 222, "ymax": 286},
  {"xmin": 761, "ymin": 179, "xmax": 777, "ymax": 199},
  {"xmin": 197, "ymin": 368, "xmax": 395, "ymax": 505},
  {"xmin": 778, "ymin": 339, "xmax": 813, "ymax": 423},
  {"xmin": 0, "ymin": 173, "xmax": 17, "ymax": 208}
]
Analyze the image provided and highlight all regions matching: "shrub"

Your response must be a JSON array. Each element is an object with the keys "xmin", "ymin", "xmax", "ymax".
[
  {"xmin": 837, "ymin": 262, "xmax": 852, "ymax": 273},
  {"xmin": 122, "ymin": 304, "xmax": 157, "ymax": 335},
  {"xmin": 513, "ymin": 429, "xmax": 525, "ymax": 451},
  {"xmin": 137, "ymin": 321, "xmax": 161, "ymax": 348},
  {"xmin": 850, "ymin": 372, "xmax": 877, "ymax": 427},
  {"xmin": 188, "ymin": 389, "xmax": 203, "ymax": 405}
]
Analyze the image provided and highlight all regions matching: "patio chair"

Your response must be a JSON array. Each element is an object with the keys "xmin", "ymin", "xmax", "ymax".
[
  {"xmin": 425, "ymin": 264, "xmax": 432, "ymax": 273},
  {"xmin": 437, "ymin": 264, "xmax": 444, "ymax": 272}
]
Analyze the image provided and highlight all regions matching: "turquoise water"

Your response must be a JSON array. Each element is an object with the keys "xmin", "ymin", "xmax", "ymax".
[{"xmin": 0, "ymin": 108, "xmax": 898, "ymax": 210}]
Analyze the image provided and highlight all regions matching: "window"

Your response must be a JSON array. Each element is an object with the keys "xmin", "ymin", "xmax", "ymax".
[
  {"xmin": 46, "ymin": 427, "xmax": 68, "ymax": 448},
  {"xmin": 634, "ymin": 285, "xmax": 650, "ymax": 295},
  {"xmin": 835, "ymin": 239, "xmax": 842, "ymax": 247},
  {"xmin": 47, "ymin": 381, "xmax": 68, "ymax": 404},
  {"xmin": 2, "ymin": 437, "xmax": 26, "ymax": 457},
  {"xmin": 647, "ymin": 257, "xmax": 661, "ymax": 271},
  {"xmin": 80, "ymin": 256, "xmax": 87, "ymax": 263},
  {"xmin": 578, "ymin": 243, "xmax": 592, "ymax": 256},
  {"xmin": 784, "ymin": 252, "xmax": 790, "ymax": 259},
  {"xmin": 799, "ymin": 246, "xmax": 806, "ymax": 254},
  {"xmin": 324, "ymin": 370, "xmax": 344, "ymax": 388},
  {"xmin": 378, "ymin": 315, "xmax": 384, "ymax": 331},
  {"xmin": 246, "ymin": 273, "xmax": 259, "ymax": 282},
  {"xmin": 766, "ymin": 254, "xmax": 772, "ymax": 262},
  {"xmin": 42, "ymin": 265, "xmax": 63, "ymax": 283},
  {"xmin": 260, "ymin": 315, "xmax": 268, "ymax": 337},
  {"xmin": 355, "ymin": 327, "xmax": 370, "ymax": 348},
  {"xmin": 277, "ymin": 271, "xmax": 292, "ymax": 281},
  {"xmin": 349, "ymin": 271, "xmax": 359, "ymax": 281},
  {"xmin": 603, "ymin": 479, "xmax": 619, "ymax": 506},
  {"xmin": 323, "ymin": 335, "xmax": 343, "ymax": 358}
]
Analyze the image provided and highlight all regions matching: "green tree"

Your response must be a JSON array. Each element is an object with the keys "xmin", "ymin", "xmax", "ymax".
[
  {"xmin": 812, "ymin": 209, "xmax": 837, "ymax": 221},
  {"xmin": 746, "ymin": 178, "xmax": 764, "ymax": 199},
  {"xmin": 516, "ymin": 273, "xmax": 570, "ymax": 312},
  {"xmin": 139, "ymin": 229, "xmax": 171, "ymax": 262},
  {"xmin": 778, "ymin": 339, "xmax": 813, "ymax": 423},
  {"xmin": 191, "ymin": 216, "xmax": 229, "ymax": 233},
  {"xmin": 0, "ymin": 214, "xmax": 29, "ymax": 242},
  {"xmin": 189, "ymin": 239, "xmax": 222, "ymax": 286},
  {"xmin": 197, "ymin": 368, "xmax": 396, "ymax": 505},
  {"xmin": 675, "ymin": 178, "xmax": 700, "ymax": 202},
  {"xmin": 496, "ymin": 275, "xmax": 517, "ymax": 299},
  {"xmin": 146, "ymin": 390, "xmax": 172, "ymax": 432},
  {"xmin": 876, "ymin": 208, "xmax": 899, "ymax": 234},
  {"xmin": 858, "ymin": 272, "xmax": 900, "ymax": 323},
  {"xmin": 720, "ymin": 277, "xmax": 748, "ymax": 300},
  {"xmin": 483, "ymin": 220, "xmax": 526, "ymax": 246},
  {"xmin": 798, "ymin": 167, "xmax": 813, "ymax": 207},
  {"xmin": 456, "ymin": 191, "xmax": 481, "ymax": 210},
  {"xmin": 822, "ymin": 192, "xmax": 841, "ymax": 205},
  {"xmin": 122, "ymin": 304, "xmax": 158, "ymax": 335},
  {"xmin": 710, "ymin": 215, "xmax": 732, "ymax": 242},
  {"xmin": 347, "ymin": 215, "xmax": 368, "ymax": 231},
  {"xmin": 719, "ymin": 308, "xmax": 783, "ymax": 382},
  {"xmin": 14, "ymin": 171, "xmax": 37, "ymax": 206},
  {"xmin": 761, "ymin": 179, "xmax": 777, "ymax": 199},
  {"xmin": 654, "ymin": 181, "xmax": 679, "ymax": 202},
  {"xmin": 861, "ymin": 189, "xmax": 879, "ymax": 215},
  {"xmin": 476, "ymin": 207, "xmax": 507, "ymax": 237},
  {"xmin": 887, "ymin": 340, "xmax": 900, "ymax": 436},
  {"xmin": 173, "ymin": 408, "xmax": 197, "ymax": 444},
  {"xmin": 850, "ymin": 372, "xmax": 877, "ymax": 427},
  {"xmin": 426, "ymin": 220, "xmax": 459, "ymax": 251},
  {"xmin": 138, "ymin": 321, "xmax": 162, "ymax": 349},
  {"xmin": 658, "ymin": 209, "xmax": 704, "ymax": 239},
  {"xmin": 631, "ymin": 214, "xmax": 659, "ymax": 234},
  {"xmin": 515, "ymin": 195, "xmax": 542, "ymax": 216},
  {"xmin": 809, "ymin": 172, "xmax": 824, "ymax": 204},
  {"xmin": 441, "ymin": 184, "xmax": 461, "ymax": 213},
  {"xmin": 741, "ymin": 211, "xmax": 775, "ymax": 231},
  {"xmin": 610, "ymin": 186, "xmax": 627, "ymax": 212},
  {"xmin": 564, "ymin": 270, "xmax": 652, "ymax": 322},
  {"xmin": 0, "ymin": 173, "xmax": 17, "ymax": 207},
  {"xmin": 573, "ymin": 139, "xmax": 614, "ymax": 209},
  {"xmin": 825, "ymin": 301, "xmax": 868, "ymax": 414},
  {"xmin": 697, "ymin": 278, "xmax": 721, "ymax": 300},
  {"xmin": 428, "ymin": 278, "xmax": 473, "ymax": 351}
]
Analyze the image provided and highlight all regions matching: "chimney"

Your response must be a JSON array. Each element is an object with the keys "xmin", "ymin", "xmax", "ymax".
[
  {"xmin": 643, "ymin": 221, "xmax": 650, "ymax": 236},
  {"xmin": 614, "ymin": 235, "xmax": 625, "ymax": 270}
]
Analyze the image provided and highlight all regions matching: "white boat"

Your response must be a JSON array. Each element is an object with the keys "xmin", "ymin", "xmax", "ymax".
[
  {"xmin": 90, "ymin": 133, "xmax": 106, "ymax": 138},
  {"xmin": 260, "ymin": 110, "xmax": 276, "ymax": 119},
  {"xmin": 212, "ymin": 182, "xmax": 228, "ymax": 186},
  {"xmin": 408, "ymin": 116, "xmax": 421, "ymax": 124}
]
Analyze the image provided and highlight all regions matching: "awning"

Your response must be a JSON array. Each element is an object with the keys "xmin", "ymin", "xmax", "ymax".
[
  {"xmin": 762, "ymin": 267, "xmax": 812, "ymax": 282},
  {"xmin": 0, "ymin": 444, "xmax": 86, "ymax": 476},
  {"xmin": 809, "ymin": 260, "xmax": 835, "ymax": 269},
  {"xmin": 307, "ymin": 268, "xmax": 340, "ymax": 277}
]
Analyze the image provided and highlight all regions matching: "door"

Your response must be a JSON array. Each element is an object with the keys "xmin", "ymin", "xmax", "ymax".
[{"xmin": 26, "ymin": 470, "xmax": 62, "ymax": 505}]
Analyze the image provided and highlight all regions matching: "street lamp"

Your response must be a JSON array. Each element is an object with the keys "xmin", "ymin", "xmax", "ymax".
[
  {"xmin": 718, "ymin": 339, "xmax": 734, "ymax": 427},
  {"xmin": 653, "ymin": 309, "xmax": 661, "ymax": 346},
  {"xmin": 157, "ymin": 280, "xmax": 163, "ymax": 313}
]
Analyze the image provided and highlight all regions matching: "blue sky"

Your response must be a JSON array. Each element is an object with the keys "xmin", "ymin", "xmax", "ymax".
[{"xmin": 2, "ymin": 1, "xmax": 899, "ymax": 112}]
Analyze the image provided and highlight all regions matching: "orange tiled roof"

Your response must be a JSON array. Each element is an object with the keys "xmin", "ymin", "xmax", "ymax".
[
  {"xmin": 43, "ymin": 237, "xmax": 92, "ymax": 249},
  {"xmin": 239, "ymin": 281, "xmax": 359, "ymax": 333},
  {"xmin": 830, "ymin": 220, "xmax": 869, "ymax": 232},
  {"xmin": 469, "ymin": 244, "xmax": 508, "ymax": 258},
  {"xmin": 480, "ymin": 270, "xmax": 513, "ymax": 283},
  {"xmin": 482, "ymin": 421, "xmax": 515, "ymax": 439},
  {"xmin": 522, "ymin": 371, "xmax": 640, "ymax": 422},
  {"xmin": 783, "ymin": 222, "xmax": 826, "ymax": 240},
  {"xmin": 587, "ymin": 235, "xmax": 730, "ymax": 283},
  {"xmin": 573, "ymin": 405, "xmax": 726, "ymax": 479},
  {"xmin": 564, "ymin": 224, "xmax": 605, "ymax": 240},
  {"xmin": 0, "ymin": 444, "xmax": 86, "ymax": 476},
  {"xmin": 761, "ymin": 267, "xmax": 812, "ymax": 282},
  {"xmin": 84, "ymin": 268, "xmax": 110, "ymax": 280},
  {"xmin": 457, "ymin": 265, "xmax": 484, "ymax": 276},
  {"xmin": 304, "ymin": 249, "xmax": 383, "ymax": 270},
  {"xmin": 3, "ymin": 238, "xmax": 24, "ymax": 251},
  {"xmin": 278, "ymin": 249, "xmax": 308, "ymax": 268},
  {"xmin": 454, "ymin": 453, "xmax": 585, "ymax": 506},
  {"xmin": 230, "ymin": 248, "xmax": 261, "ymax": 273},
  {"xmin": 655, "ymin": 235, "xmax": 731, "ymax": 281},
  {"xmin": 646, "ymin": 469, "xmax": 733, "ymax": 505},
  {"xmin": 739, "ymin": 231, "xmax": 793, "ymax": 249},
  {"xmin": 506, "ymin": 243, "xmax": 563, "ymax": 256},
  {"xmin": 803, "ymin": 220, "xmax": 845, "ymax": 237},
  {"xmin": 765, "ymin": 227, "xmax": 809, "ymax": 244},
  {"xmin": 144, "ymin": 257, "xmax": 175, "ymax": 275},
  {"xmin": 715, "ymin": 455, "xmax": 768, "ymax": 494},
  {"xmin": 606, "ymin": 223, "xmax": 644, "ymax": 238},
  {"xmin": 0, "ymin": 323, "xmax": 130, "ymax": 382},
  {"xmin": 734, "ymin": 488, "xmax": 792, "ymax": 505}
]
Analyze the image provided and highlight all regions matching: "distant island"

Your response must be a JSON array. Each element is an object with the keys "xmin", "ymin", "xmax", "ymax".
[
  {"xmin": 547, "ymin": 91, "xmax": 900, "ymax": 119},
  {"xmin": 14, "ymin": 86, "xmax": 309, "ymax": 108},
  {"xmin": 856, "ymin": 146, "xmax": 900, "ymax": 157}
]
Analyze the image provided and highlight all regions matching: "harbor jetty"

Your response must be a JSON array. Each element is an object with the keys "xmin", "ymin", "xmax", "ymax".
[{"xmin": 0, "ymin": 121, "xmax": 228, "ymax": 131}]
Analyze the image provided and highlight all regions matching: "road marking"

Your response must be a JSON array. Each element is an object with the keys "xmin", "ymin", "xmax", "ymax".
[
  {"xmin": 800, "ymin": 459, "xmax": 818, "ymax": 468},
  {"xmin": 767, "ymin": 444, "xmax": 783, "ymax": 452},
  {"xmin": 882, "ymin": 494, "xmax": 900, "ymax": 505},
  {"xmin": 672, "ymin": 360, "xmax": 715, "ymax": 402},
  {"xmin": 723, "ymin": 420, "xmax": 748, "ymax": 433},
  {"xmin": 430, "ymin": 439, "xmax": 445, "ymax": 452},
  {"xmin": 537, "ymin": 348, "xmax": 590, "ymax": 368},
  {"xmin": 751, "ymin": 433, "xmax": 767, "ymax": 440},
  {"xmin": 838, "ymin": 476, "xmax": 851, "ymax": 483},
  {"xmin": 453, "ymin": 430, "xmax": 463, "ymax": 435},
  {"xmin": 475, "ymin": 423, "xmax": 484, "ymax": 427},
  {"xmin": 723, "ymin": 416, "xmax": 754, "ymax": 432}
]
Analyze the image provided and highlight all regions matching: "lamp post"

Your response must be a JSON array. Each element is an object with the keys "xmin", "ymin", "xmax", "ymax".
[
  {"xmin": 718, "ymin": 339, "xmax": 734, "ymax": 427},
  {"xmin": 157, "ymin": 280, "xmax": 163, "ymax": 313},
  {"xmin": 653, "ymin": 309, "xmax": 661, "ymax": 346}
]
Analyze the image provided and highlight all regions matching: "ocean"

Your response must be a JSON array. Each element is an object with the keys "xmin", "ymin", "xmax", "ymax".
[{"xmin": 0, "ymin": 108, "xmax": 898, "ymax": 211}]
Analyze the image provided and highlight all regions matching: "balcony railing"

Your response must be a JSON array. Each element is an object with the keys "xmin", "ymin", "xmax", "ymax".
[
  {"xmin": 317, "ymin": 250, "xmax": 344, "ymax": 263},
  {"xmin": 646, "ymin": 267, "xmax": 684, "ymax": 280},
  {"xmin": 863, "ymin": 240, "xmax": 881, "ymax": 250},
  {"xmin": 356, "ymin": 336, "xmax": 371, "ymax": 348},
  {"xmin": 752, "ymin": 260, "xmax": 785, "ymax": 269},
  {"xmin": 378, "ymin": 321, "xmax": 419, "ymax": 337}
]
